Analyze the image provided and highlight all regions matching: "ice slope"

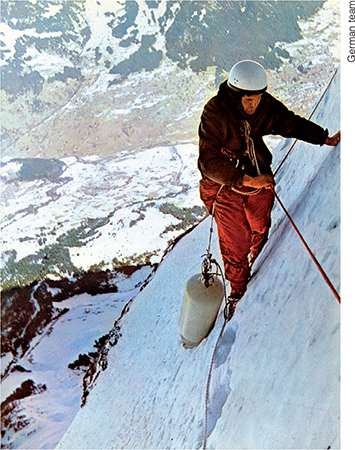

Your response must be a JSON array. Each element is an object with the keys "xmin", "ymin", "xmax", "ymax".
[{"xmin": 57, "ymin": 72, "xmax": 340, "ymax": 449}]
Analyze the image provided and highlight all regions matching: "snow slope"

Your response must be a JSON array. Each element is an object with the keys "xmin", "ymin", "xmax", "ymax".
[
  {"xmin": 56, "ymin": 72, "xmax": 340, "ymax": 449},
  {"xmin": 0, "ymin": 265, "xmax": 155, "ymax": 449}
]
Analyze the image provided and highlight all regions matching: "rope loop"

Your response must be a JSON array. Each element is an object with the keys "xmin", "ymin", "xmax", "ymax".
[
  {"xmin": 202, "ymin": 256, "xmax": 228, "ymax": 450},
  {"xmin": 230, "ymin": 120, "xmax": 262, "ymax": 196},
  {"xmin": 231, "ymin": 186, "xmax": 261, "ymax": 196}
]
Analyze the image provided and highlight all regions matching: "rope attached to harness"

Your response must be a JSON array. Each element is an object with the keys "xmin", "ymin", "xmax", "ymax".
[
  {"xmin": 201, "ymin": 189, "xmax": 232, "ymax": 449},
  {"xmin": 271, "ymin": 68, "xmax": 340, "ymax": 303},
  {"xmin": 202, "ymin": 308, "xmax": 227, "ymax": 449},
  {"xmin": 231, "ymin": 120, "xmax": 261, "ymax": 196}
]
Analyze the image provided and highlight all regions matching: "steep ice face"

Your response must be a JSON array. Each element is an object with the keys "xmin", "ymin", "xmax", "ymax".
[{"xmin": 56, "ymin": 72, "xmax": 340, "ymax": 450}]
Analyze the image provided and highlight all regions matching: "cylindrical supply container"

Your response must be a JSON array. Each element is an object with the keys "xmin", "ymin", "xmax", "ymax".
[{"xmin": 179, "ymin": 274, "xmax": 224, "ymax": 348}]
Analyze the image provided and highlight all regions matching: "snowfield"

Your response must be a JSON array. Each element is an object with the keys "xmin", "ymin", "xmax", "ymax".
[{"xmin": 1, "ymin": 143, "xmax": 202, "ymax": 265}]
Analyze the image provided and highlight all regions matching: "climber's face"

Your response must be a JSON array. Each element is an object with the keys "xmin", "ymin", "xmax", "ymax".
[{"xmin": 241, "ymin": 94, "xmax": 263, "ymax": 115}]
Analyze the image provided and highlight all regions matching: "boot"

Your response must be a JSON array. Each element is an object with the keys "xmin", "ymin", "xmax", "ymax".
[{"xmin": 226, "ymin": 293, "xmax": 243, "ymax": 321}]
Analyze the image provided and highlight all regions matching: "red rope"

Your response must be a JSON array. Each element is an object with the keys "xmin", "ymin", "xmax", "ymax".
[
  {"xmin": 272, "ymin": 68, "xmax": 340, "ymax": 304},
  {"xmin": 271, "ymin": 187, "xmax": 341, "ymax": 304}
]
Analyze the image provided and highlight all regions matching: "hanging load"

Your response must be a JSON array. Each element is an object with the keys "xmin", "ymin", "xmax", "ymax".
[{"xmin": 179, "ymin": 254, "xmax": 225, "ymax": 349}]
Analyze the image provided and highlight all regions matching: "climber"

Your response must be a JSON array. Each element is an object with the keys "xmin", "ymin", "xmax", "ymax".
[{"xmin": 198, "ymin": 60, "xmax": 340, "ymax": 320}]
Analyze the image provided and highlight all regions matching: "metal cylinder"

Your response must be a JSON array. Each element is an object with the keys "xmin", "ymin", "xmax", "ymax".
[{"xmin": 179, "ymin": 273, "xmax": 224, "ymax": 348}]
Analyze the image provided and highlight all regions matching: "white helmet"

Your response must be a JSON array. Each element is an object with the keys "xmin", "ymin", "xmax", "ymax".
[{"xmin": 227, "ymin": 60, "xmax": 267, "ymax": 94}]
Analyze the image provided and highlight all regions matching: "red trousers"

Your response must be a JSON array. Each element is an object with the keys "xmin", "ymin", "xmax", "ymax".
[{"xmin": 199, "ymin": 179, "xmax": 274, "ymax": 297}]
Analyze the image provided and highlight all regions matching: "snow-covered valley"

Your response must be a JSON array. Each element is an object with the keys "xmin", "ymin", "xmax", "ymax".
[{"xmin": 1, "ymin": 142, "xmax": 205, "ymax": 286}]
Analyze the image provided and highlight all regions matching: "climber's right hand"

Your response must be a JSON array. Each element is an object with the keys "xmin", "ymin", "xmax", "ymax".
[{"xmin": 241, "ymin": 173, "xmax": 275, "ymax": 189}]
